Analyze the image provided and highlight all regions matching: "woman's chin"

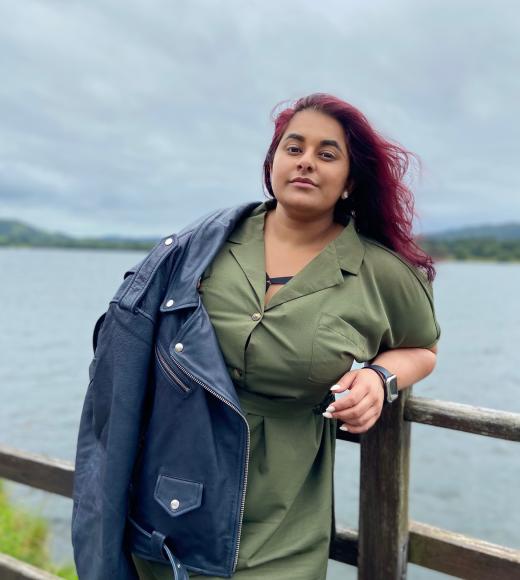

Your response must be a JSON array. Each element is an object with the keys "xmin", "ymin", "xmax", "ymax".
[{"xmin": 276, "ymin": 190, "xmax": 328, "ymax": 213}]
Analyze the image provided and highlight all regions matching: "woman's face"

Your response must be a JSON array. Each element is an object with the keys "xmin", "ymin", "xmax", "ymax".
[{"xmin": 270, "ymin": 109, "xmax": 351, "ymax": 218}]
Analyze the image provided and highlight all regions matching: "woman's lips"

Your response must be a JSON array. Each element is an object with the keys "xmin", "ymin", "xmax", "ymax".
[{"xmin": 290, "ymin": 181, "xmax": 317, "ymax": 189}]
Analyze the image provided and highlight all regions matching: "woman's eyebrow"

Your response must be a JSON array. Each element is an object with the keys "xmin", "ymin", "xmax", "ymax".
[{"xmin": 283, "ymin": 133, "xmax": 344, "ymax": 153}]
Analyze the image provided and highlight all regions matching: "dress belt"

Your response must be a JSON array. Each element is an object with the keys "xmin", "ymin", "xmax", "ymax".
[{"xmin": 237, "ymin": 388, "xmax": 335, "ymax": 418}]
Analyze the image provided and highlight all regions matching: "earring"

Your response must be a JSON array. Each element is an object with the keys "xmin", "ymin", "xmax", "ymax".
[{"xmin": 341, "ymin": 189, "xmax": 349, "ymax": 200}]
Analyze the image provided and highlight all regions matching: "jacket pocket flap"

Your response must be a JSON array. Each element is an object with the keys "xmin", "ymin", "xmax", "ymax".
[{"xmin": 154, "ymin": 474, "xmax": 203, "ymax": 517}]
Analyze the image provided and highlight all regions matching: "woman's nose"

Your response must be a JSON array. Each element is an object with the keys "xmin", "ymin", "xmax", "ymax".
[{"xmin": 297, "ymin": 153, "xmax": 315, "ymax": 172}]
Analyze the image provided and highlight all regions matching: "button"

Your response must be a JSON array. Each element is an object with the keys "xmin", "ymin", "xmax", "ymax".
[
  {"xmin": 164, "ymin": 237, "xmax": 173, "ymax": 246},
  {"xmin": 251, "ymin": 312, "xmax": 262, "ymax": 321},
  {"xmin": 174, "ymin": 343, "xmax": 184, "ymax": 353},
  {"xmin": 165, "ymin": 299, "xmax": 175, "ymax": 307},
  {"xmin": 170, "ymin": 499, "xmax": 180, "ymax": 510},
  {"xmin": 233, "ymin": 368, "xmax": 242, "ymax": 379}
]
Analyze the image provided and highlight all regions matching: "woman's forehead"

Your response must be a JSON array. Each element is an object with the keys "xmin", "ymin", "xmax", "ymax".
[{"xmin": 282, "ymin": 109, "xmax": 348, "ymax": 151}]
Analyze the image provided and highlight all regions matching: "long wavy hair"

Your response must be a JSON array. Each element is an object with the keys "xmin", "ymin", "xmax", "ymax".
[{"xmin": 262, "ymin": 93, "xmax": 436, "ymax": 281}]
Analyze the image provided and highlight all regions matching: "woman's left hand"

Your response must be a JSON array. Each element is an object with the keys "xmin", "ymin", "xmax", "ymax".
[{"xmin": 322, "ymin": 368, "xmax": 386, "ymax": 433}]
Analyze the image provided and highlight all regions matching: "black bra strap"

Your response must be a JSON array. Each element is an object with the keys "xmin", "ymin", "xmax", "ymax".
[{"xmin": 266, "ymin": 272, "xmax": 293, "ymax": 290}]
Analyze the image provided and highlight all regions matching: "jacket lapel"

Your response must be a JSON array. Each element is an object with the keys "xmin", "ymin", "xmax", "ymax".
[
  {"xmin": 162, "ymin": 202, "xmax": 261, "ymax": 311},
  {"xmin": 163, "ymin": 201, "xmax": 263, "ymax": 409}
]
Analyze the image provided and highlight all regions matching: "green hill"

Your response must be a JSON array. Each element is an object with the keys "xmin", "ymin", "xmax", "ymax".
[
  {"xmin": 420, "ymin": 222, "xmax": 520, "ymax": 262},
  {"xmin": 426, "ymin": 222, "xmax": 520, "ymax": 241},
  {"xmin": 1, "ymin": 218, "xmax": 520, "ymax": 261},
  {"xmin": 0, "ymin": 220, "xmax": 72, "ymax": 245},
  {"xmin": 0, "ymin": 219, "xmax": 155, "ymax": 251}
]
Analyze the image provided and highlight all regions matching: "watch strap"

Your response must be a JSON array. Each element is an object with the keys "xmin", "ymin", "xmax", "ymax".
[
  {"xmin": 364, "ymin": 363, "xmax": 398, "ymax": 404},
  {"xmin": 363, "ymin": 365, "xmax": 386, "ymax": 388},
  {"xmin": 364, "ymin": 363, "xmax": 393, "ymax": 381}
]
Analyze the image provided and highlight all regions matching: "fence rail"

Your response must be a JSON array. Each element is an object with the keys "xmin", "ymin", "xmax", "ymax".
[
  {"xmin": 1, "ymin": 391, "xmax": 519, "ymax": 579},
  {"xmin": 404, "ymin": 395, "xmax": 520, "ymax": 441}
]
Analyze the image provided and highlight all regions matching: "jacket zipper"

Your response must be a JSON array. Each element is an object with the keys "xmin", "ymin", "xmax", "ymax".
[
  {"xmin": 156, "ymin": 345, "xmax": 191, "ymax": 393},
  {"xmin": 168, "ymin": 354, "xmax": 250, "ymax": 573}
]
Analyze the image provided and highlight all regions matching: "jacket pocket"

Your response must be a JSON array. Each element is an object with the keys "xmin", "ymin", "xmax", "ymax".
[
  {"xmin": 153, "ymin": 474, "xmax": 203, "ymax": 518},
  {"xmin": 155, "ymin": 343, "xmax": 192, "ymax": 397},
  {"xmin": 308, "ymin": 313, "xmax": 367, "ymax": 384}
]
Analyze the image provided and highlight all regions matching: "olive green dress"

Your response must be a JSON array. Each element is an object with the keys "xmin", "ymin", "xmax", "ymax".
[{"xmin": 132, "ymin": 202, "xmax": 441, "ymax": 579}]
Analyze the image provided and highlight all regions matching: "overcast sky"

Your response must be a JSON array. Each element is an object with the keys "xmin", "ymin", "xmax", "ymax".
[{"xmin": 1, "ymin": 0, "xmax": 518, "ymax": 237}]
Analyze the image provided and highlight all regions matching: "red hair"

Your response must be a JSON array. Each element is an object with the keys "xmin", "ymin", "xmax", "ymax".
[{"xmin": 262, "ymin": 93, "xmax": 436, "ymax": 282}]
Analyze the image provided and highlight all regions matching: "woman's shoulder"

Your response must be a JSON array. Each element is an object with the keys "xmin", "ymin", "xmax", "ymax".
[
  {"xmin": 356, "ymin": 235, "xmax": 440, "ymax": 349},
  {"xmin": 358, "ymin": 234, "xmax": 433, "ymax": 297},
  {"xmin": 171, "ymin": 201, "xmax": 264, "ymax": 241}
]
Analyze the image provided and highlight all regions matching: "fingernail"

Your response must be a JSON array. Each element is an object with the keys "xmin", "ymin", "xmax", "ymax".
[
  {"xmin": 339, "ymin": 424, "xmax": 349, "ymax": 431},
  {"xmin": 325, "ymin": 405, "xmax": 336, "ymax": 413},
  {"xmin": 330, "ymin": 384, "xmax": 341, "ymax": 391},
  {"xmin": 322, "ymin": 412, "xmax": 333, "ymax": 419}
]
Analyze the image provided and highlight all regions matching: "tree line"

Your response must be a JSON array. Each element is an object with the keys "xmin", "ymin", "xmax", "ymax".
[{"xmin": 421, "ymin": 237, "xmax": 520, "ymax": 262}]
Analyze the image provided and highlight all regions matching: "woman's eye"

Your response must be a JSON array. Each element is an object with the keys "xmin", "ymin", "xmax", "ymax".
[
  {"xmin": 320, "ymin": 151, "xmax": 335, "ymax": 160},
  {"xmin": 285, "ymin": 146, "xmax": 335, "ymax": 160}
]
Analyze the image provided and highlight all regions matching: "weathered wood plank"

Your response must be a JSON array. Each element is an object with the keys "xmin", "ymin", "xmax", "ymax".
[
  {"xmin": 409, "ymin": 521, "xmax": 520, "ymax": 579},
  {"xmin": 328, "ymin": 525, "xmax": 358, "ymax": 566},
  {"xmin": 0, "ymin": 444, "xmax": 73, "ymax": 498},
  {"xmin": 405, "ymin": 396, "xmax": 520, "ymax": 441},
  {"xmin": 358, "ymin": 387, "xmax": 412, "ymax": 579},
  {"xmin": 0, "ymin": 553, "xmax": 60, "ymax": 579}
]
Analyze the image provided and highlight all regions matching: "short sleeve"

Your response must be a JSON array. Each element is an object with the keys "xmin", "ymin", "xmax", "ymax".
[{"xmin": 380, "ymin": 264, "xmax": 441, "ymax": 351}]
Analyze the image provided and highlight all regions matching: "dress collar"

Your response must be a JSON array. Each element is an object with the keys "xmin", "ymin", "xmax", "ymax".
[{"xmin": 228, "ymin": 201, "xmax": 365, "ymax": 275}]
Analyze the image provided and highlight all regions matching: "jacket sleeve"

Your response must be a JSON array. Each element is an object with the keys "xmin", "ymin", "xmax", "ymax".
[{"xmin": 71, "ymin": 251, "xmax": 169, "ymax": 579}]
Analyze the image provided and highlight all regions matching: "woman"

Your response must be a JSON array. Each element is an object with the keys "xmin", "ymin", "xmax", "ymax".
[{"xmin": 73, "ymin": 93, "xmax": 440, "ymax": 580}]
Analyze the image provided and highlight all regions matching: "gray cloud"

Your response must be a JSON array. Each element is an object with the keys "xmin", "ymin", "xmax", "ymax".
[{"xmin": 0, "ymin": 0, "xmax": 518, "ymax": 236}]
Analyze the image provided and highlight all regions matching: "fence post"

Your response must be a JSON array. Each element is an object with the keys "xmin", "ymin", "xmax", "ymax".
[{"xmin": 358, "ymin": 386, "xmax": 412, "ymax": 579}]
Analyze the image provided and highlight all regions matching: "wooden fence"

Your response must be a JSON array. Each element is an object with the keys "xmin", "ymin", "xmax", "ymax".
[{"xmin": 1, "ymin": 389, "xmax": 519, "ymax": 579}]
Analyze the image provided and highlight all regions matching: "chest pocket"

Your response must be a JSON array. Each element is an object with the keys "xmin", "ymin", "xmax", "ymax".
[{"xmin": 308, "ymin": 313, "xmax": 368, "ymax": 385}]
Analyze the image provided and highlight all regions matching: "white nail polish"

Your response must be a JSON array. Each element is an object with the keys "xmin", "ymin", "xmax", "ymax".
[
  {"xmin": 325, "ymin": 405, "xmax": 336, "ymax": 413},
  {"xmin": 322, "ymin": 412, "xmax": 333, "ymax": 419},
  {"xmin": 330, "ymin": 384, "xmax": 341, "ymax": 391},
  {"xmin": 339, "ymin": 424, "xmax": 349, "ymax": 431}
]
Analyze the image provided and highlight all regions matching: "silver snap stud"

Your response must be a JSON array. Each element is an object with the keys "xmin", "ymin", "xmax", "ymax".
[
  {"xmin": 170, "ymin": 498, "xmax": 180, "ymax": 510},
  {"xmin": 174, "ymin": 343, "xmax": 184, "ymax": 353},
  {"xmin": 166, "ymin": 299, "xmax": 175, "ymax": 307},
  {"xmin": 251, "ymin": 312, "xmax": 262, "ymax": 321},
  {"xmin": 164, "ymin": 237, "xmax": 173, "ymax": 246}
]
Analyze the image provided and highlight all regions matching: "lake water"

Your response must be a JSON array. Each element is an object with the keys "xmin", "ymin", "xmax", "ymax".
[{"xmin": 0, "ymin": 248, "xmax": 518, "ymax": 579}]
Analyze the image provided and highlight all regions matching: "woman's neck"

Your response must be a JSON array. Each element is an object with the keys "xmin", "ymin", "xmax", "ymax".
[{"xmin": 265, "ymin": 204, "xmax": 343, "ymax": 250}]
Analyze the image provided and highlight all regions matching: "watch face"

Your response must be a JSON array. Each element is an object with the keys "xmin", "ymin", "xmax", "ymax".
[{"xmin": 388, "ymin": 375, "xmax": 398, "ymax": 401}]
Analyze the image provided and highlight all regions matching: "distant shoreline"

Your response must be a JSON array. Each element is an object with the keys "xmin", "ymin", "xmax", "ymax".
[
  {"xmin": 421, "ymin": 239, "xmax": 520, "ymax": 263},
  {"xmin": 0, "ymin": 241, "xmax": 153, "ymax": 251},
  {"xmin": 2, "ymin": 217, "xmax": 520, "ymax": 261},
  {"xmin": 1, "ymin": 240, "xmax": 520, "ymax": 263}
]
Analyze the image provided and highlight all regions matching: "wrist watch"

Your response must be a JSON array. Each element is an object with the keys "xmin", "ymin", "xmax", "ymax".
[{"xmin": 364, "ymin": 363, "xmax": 399, "ymax": 404}]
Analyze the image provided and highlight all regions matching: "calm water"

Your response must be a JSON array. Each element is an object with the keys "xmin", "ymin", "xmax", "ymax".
[{"xmin": 0, "ymin": 248, "xmax": 519, "ymax": 579}]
